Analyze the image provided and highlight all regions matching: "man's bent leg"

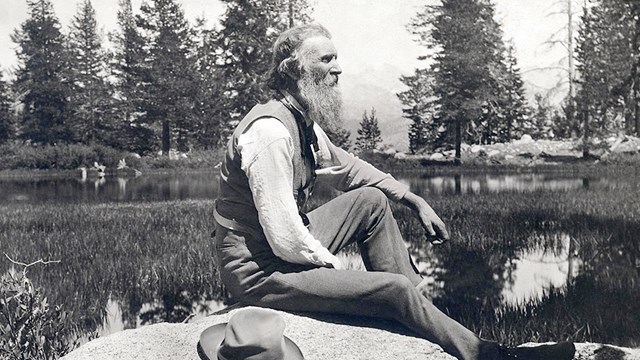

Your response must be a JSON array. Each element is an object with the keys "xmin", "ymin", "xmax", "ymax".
[
  {"xmin": 307, "ymin": 187, "xmax": 423, "ymax": 285},
  {"xmin": 244, "ymin": 266, "xmax": 482, "ymax": 360}
]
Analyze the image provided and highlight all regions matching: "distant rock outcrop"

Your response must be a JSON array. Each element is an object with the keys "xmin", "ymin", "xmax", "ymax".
[{"xmin": 62, "ymin": 306, "xmax": 640, "ymax": 360}]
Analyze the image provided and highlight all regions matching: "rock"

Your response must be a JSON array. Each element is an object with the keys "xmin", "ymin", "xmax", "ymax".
[
  {"xmin": 470, "ymin": 145, "xmax": 484, "ymax": 154},
  {"xmin": 430, "ymin": 153, "xmax": 445, "ymax": 161},
  {"xmin": 394, "ymin": 152, "xmax": 407, "ymax": 160},
  {"xmin": 513, "ymin": 134, "xmax": 534, "ymax": 144},
  {"xmin": 488, "ymin": 150, "xmax": 501, "ymax": 158},
  {"xmin": 62, "ymin": 307, "xmax": 640, "ymax": 360}
]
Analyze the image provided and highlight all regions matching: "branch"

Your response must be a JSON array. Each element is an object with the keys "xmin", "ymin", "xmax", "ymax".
[{"xmin": 4, "ymin": 253, "xmax": 61, "ymax": 274}]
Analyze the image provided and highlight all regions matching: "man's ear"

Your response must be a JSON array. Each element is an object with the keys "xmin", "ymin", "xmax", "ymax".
[{"xmin": 279, "ymin": 58, "xmax": 301, "ymax": 81}]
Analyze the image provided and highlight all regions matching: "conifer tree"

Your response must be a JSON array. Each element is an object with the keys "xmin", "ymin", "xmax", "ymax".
[
  {"xmin": 67, "ymin": 0, "xmax": 111, "ymax": 144},
  {"xmin": 405, "ymin": 0, "xmax": 523, "ymax": 162},
  {"xmin": 110, "ymin": 0, "xmax": 155, "ymax": 153},
  {"xmin": 136, "ymin": 0, "xmax": 198, "ymax": 153},
  {"xmin": 0, "ymin": 74, "xmax": 14, "ymax": 144},
  {"xmin": 325, "ymin": 127, "xmax": 352, "ymax": 150},
  {"xmin": 398, "ymin": 68, "xmax": 440, "ymax": 153},
  {"xmin": 355, "ymin": 108, "xmax": 382, "ymax": 153},
  {"xmin": 215, "ymin": 0, "xmax": 313, "ymax": 133},
  {"xmin": 12, "ymin": 0, "xmax": 70, "ymax": 144},
  {"xmin": 496, "ymin": 44, "xmax": 530, "ymax": 142}
]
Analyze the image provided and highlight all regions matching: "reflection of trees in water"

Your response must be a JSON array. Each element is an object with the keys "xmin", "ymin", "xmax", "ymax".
[{"xmin": 414, "ymin": 195, "xmax": 640, "ymax": 346}]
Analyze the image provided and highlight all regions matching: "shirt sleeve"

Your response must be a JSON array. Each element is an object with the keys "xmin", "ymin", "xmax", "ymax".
[
  {"xmin": 237, "ymin": 117, "xmax": 340, "ymax": 267},
  {"xmin": 314, "ymin": 124, "xmax": 410, "ymax": 201}
]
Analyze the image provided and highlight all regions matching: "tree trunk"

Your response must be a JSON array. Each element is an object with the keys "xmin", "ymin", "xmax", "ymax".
[
  {"xmin": 454, "ymin": 118, "xmax": 461, "ymax": 166},
  {"xmin": 162, "ymin": 119, "xmax": 170, "ymax": 155}
]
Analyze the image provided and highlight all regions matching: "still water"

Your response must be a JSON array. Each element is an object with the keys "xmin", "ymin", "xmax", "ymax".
[{"xmin": 1, "ymin": 171, "xmax": 639, "ymax": 346}]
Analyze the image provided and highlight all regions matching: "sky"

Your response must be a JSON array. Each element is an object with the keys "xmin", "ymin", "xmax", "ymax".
[{"xmin": 0, "ymin": 0, "xmax": 576, "ymax": 101}]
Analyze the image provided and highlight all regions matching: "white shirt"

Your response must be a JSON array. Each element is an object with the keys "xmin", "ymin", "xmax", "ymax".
[{"xmin": 237, "ymin": 118, "xmax": 409, "ymax": 267}]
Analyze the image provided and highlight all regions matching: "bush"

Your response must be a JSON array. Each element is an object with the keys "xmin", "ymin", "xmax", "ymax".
[{"xmin": 0, "ymin": 267, "xmax": 79, "ymax": 359}]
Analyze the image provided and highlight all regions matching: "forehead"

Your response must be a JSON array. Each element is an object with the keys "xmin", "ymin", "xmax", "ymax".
[{"xmin": 299, "ymin": 36, "xmax": 337, "ymax": 58}]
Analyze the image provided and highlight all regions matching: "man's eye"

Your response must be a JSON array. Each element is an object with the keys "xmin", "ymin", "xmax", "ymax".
[{"xmin": 322, "ymin": 56, "xmax": 333, "ymax": 63}]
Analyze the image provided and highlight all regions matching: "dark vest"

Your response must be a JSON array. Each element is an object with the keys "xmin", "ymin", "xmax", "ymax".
[{"xmin": 215, "ymin": 99, "xmax": 315, "ymax": 236}]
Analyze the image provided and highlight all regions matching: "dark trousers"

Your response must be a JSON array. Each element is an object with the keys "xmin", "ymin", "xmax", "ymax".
[{"xmin": 214, "ymin": 187, "xmax": 481, "ymax": 360}]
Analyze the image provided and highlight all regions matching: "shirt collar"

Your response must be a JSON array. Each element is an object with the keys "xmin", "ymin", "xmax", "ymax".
[{"xmin": 280, "ymin": 90, "xmax": 313, "ymax": 127}]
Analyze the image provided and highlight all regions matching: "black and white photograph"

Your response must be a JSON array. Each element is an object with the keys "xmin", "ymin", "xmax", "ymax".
[{"xmin": 1, "ymin": 0, "xmax": 639, "ymax": 359}]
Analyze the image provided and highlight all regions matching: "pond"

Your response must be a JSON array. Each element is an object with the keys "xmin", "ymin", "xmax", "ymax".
[{"xmin": 1, "ymin": 170, "xmax": 639, "ymax": 348}]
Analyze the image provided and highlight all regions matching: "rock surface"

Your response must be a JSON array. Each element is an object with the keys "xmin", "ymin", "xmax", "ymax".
[{"xmin": 62, "ymin": 306, "xmax": 640, "ymax": 360}]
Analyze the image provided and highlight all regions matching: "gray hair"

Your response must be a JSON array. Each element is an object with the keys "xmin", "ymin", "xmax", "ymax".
[{"xmin": 267, "ymin": 23, "xmax": 331, "ymax": 91}]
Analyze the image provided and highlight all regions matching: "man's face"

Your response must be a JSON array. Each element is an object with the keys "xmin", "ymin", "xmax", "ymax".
[
  {"xmin": 295, "ymin": 36, "xmax": 343, "ymax": 131},
  {"xmin": 298, "ymin": 36, "xmax": 342, "ymax": 86}
]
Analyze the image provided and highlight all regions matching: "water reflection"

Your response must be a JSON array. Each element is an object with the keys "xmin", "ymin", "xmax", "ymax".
[
  {"xmin": 0, "ymin": 172, "xmax": 219, "ymax": 204},
  {"xmin": 2, "ymin": 171, "xmax": 639, "ymax": 347},
  {"xmin": 403, "ymin": 173, "xmax": 635, "ymax": 195}
]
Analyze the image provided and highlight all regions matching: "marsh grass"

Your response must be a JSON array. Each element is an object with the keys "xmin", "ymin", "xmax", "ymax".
[
  {"xmin": 1, "ymin": 172, "xmax": 639, "ymax": 349},
  {"xmin": 0, "ymin": 200, "xmax": 222, "ymax": 336}
]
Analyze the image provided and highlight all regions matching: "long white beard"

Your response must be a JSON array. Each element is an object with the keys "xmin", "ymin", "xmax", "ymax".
[{"xmin": 297, "ymin": 72, "xmax": 344, "ymax": 131}]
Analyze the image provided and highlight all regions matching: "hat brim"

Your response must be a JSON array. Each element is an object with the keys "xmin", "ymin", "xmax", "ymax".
[{"xmin": 197, "ymin": 323, "xmax": 304, "ymax": 360}]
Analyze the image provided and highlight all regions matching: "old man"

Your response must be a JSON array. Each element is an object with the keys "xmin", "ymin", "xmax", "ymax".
[{"xmin": 212, "ymin": 23, "xmax": 575, "ymax": 360}]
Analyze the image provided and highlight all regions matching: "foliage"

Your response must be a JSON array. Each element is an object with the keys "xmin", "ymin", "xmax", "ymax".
[
  {"xmin": 67, "ymin": 0, "xmax": 113, "ymax": 145},
  {"xmin": 11, "ymin": 0, "xmax": 71, "ymax": 144},
  {"xmin": 398, "ymin": 68, "xmax": 439, "ymax": 154},
  {"xmin": 324, "ymin": 127, "xmax": 352, "ymax": 150},
  {"xmin": 136, "ymin": 0, "xmax": 200, "ymax": 154},
  {"xmin": 0, "ymin": 74, "xmax": 14, "ymax": 144},
  {"xmin": 0, "ymin": 142, "xmax": 224, "ymax": 171},
  {"xmin": 574, "ymin": 0, "xmax": 640, "ymax": 140},
  {"xmin": 0, "ymin": 264, "xmax": 79, "ymax": 359},
  {"xmin": 405, "ymin": 0, "xmax": 530, "ymax": 162},
  {"xmin": 0, "ymin": 199, "xmax": 223, "ymax": 345},
  {"xmin": 355, "ymin": 107, "xmax": 383, "ymax": 153},
  {"xmin": 109, "ymin": 0, "xmax": 156, "ymax": 154},
  {"xmin": 214, "ymin": 0, "xmax": 313, "ymax": 133}
]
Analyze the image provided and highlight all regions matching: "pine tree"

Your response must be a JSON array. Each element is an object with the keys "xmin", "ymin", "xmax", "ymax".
[
  {"xmin": 324, "ymin": 127, "xmax": 352, "ymax": 150},
  {"xmin": 0, "ymin": 73, "xmax": 14, "ymax": 144},
  {"xmin": 355, "ymin": 108, "xmax": 382, "ymax": 153},
  {"xmin": 398, "ymin": 68, "xmax": 440, "ymax": 154},
  {"xmin": 67, "ymin": 0, "xmax": 111, "ymax": 144},
  {"xmin": 407, "ymin": 0, "xmax": 515, "ymax": 163},
  {"xmin": 496, "ymin": 43, "xmax": 530, "ymax": 142},
  {"xmin": 110, "ymin": 0, "xmax": 155, "ymax": 153},
  {"xmin": 12, "ymin": 0, "xmax": 70, "ymax": 144},
  {"xmin": 192, "ymin": 17, "xmax": 225, "ymax": 149},
  {"xmin": 531, "ymin": 93, "xmax": 556, "ymax": 140},
  {"xmin": 215, "ymin": 0, "xmax": 313, "ymax": 134},
  {"xmin": 575, "ymin": 0, "xmax": 639, "ymax": 138},
  {"xmin": 136, "ymin": 0, "xmax": 199, "ymax": 154}
]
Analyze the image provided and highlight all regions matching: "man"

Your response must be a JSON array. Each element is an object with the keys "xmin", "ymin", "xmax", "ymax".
[{"xmin": 213, "ymin": 23, "xmax": 575, "ymax": 360}]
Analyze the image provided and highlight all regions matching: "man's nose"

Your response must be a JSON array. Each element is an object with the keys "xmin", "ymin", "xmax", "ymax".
[{"xmin": 330, "ymin": 61, "xmax": 342, "ymax": 75}]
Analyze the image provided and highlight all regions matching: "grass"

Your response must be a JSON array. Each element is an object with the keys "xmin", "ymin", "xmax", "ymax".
[
  {"xmin": 1, "ymin": 169, "xmax": 639, "ymax": 351},
  {"xmin": 0, "ymin": 200, "xmax": 222, "ymax": 336}
]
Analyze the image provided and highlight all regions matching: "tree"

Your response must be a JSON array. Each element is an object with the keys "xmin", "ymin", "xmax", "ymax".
[
  {"xmin": 136, "ymin": 0, "xmax": 199, "ymax": 154},
  {"xmin": 0, "ymin": 73, "xmax": 14, "ymax": 144},
  {"xmin": 215, "ymin": 0, "xmax": 313, "ymax": 135},
  {"xmin": 67, "ymin": 0, "xmax": 112, "ymax": 144},
  {"xmin": 530, "ymin": 93, "xmax": 556, "ymax": 140},
  {"xmin": 398, "ymin": 68, "xmax": 441, "ymax": 154},
  {"xmin": 12, "ymin": 0, "xmax": 70, "ymax": 144},
  {"xmin": 407, "ymin": 0, "xmax": 515, "ymax": 164},
  {"xmin": 191, "ymin": 17, "xmax": 226, "ymax": 149},
  {"xmin": 495, "ymin": 43, "xmax": 530, "ymax": 142},
  {"xmin": 110, "ymin": 0, "xmax": 155, "ymax": 153},
  {"xmin": 324, "ymin": 127, "xmax": 352, "ymax": 150},
  {"xmin": 355, "ymin": 108, "xmax": 382, "ymax": 153},
  {"xmin": 575, "ymin": 0, "xmax": 639, "ymax": 141}
]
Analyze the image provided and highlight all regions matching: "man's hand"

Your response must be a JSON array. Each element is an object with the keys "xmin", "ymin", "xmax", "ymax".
[
  {"xmin": 327, "ymin": 254, "xmax": 344, "ymax": 270},
  {"xmin": 401, "ymin": 192, "xmax": 450, "ymax": 245}
]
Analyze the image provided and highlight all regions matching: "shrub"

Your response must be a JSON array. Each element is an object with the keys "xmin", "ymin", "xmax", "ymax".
[{"xmin": 0, "ymin": 266, "xmax": 79, "ymax": 359}]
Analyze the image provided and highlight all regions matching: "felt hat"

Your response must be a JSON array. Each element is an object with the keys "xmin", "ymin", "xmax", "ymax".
[{"xmin": 198, "ymin": 308, "xmax": 304, "ymax": 360}]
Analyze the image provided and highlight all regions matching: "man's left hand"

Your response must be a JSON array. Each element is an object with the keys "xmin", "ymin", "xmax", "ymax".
[{"xmin": 401, "ymin": 192, "xmax": 450, "ymax": 245}]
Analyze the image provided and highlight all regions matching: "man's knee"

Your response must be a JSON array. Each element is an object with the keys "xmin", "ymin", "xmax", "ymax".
[{"xmin": 353, "ymin": 187, "xmax": 389, "ymax": 214}]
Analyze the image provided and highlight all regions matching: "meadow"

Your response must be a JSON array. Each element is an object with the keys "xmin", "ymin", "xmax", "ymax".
[{"xmin": 1, "ymin": 167, "xmax": 639, "ymax": 357}]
